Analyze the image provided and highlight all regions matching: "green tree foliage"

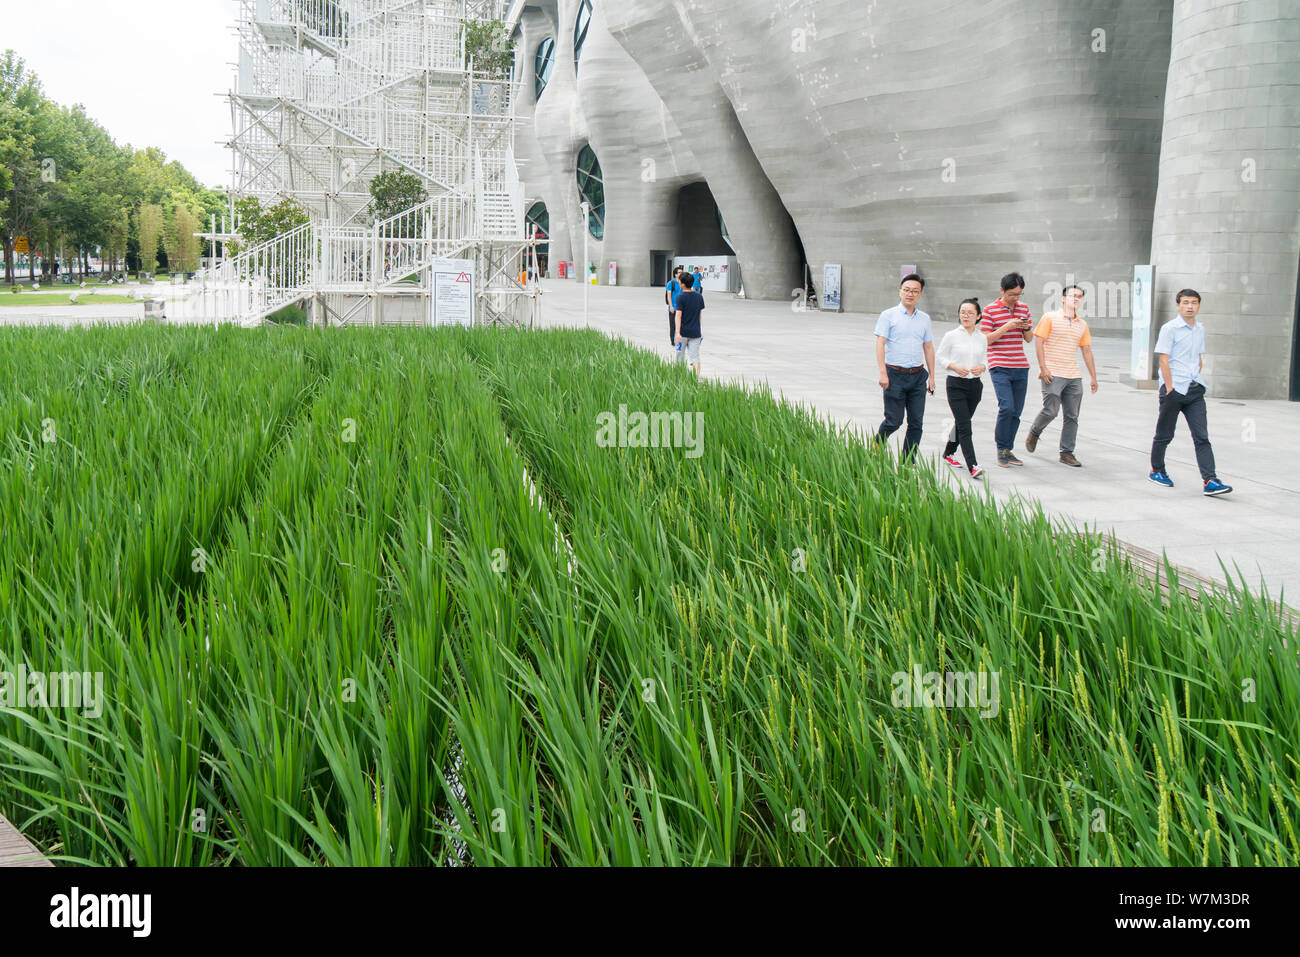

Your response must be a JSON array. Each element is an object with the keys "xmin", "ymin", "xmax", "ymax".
[
  {"xmin": 135, "ymin": 204, "xmax": 164, "ymax": 275},
  {"xmin": 0, "ymin": 48, "xmax": 226, "ymax": 282},
  {"xmin": 368, "ymin": 170, "xmax": 427, "ymax": 221},
  {"xmin": 463, "ymin": 19, "xmax": 514, "ymax": 77},
  {"xmin": 228, "ymin": 195, "xmax": 311, "ymax": 257},
  {"xmin": 165, "ymin": 204, "xmax": 201, "ymax": 274}
]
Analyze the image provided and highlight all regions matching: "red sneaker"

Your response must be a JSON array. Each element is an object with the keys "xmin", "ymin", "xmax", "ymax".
[{"xmin": 943, "ymin": 455, "xmax": 963, "ymax": 470}]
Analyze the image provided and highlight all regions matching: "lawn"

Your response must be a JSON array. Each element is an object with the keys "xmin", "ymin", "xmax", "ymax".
[
  {"xmin": 0, "ymin": 325, "xmax": 1295, "ymax": 866},
  {"xmin": 0, "ymin": 292, "xmax": 140, "ymax": 306}
]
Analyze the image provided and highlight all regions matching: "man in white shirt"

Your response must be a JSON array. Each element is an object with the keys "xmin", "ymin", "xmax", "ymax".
[
  {"xmin": 1148, "ymin": 289, "xmax": 1232, "ymax": 496},
  {"xmin": 936, "ymin": 298, "xmax": 989, "ymax": 477}
]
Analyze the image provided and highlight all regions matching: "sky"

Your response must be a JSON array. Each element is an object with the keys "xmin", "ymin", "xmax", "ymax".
[{"xmin": 4, "ymin": 0, "xmax": 236, "ymax": 188}]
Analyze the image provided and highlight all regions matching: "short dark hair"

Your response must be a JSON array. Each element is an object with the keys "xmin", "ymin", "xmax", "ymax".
[
  {"xmin": 1175, "ymin": 288, "xmax": 1201, "ymax": 304},
  {"xmin": 681, "ymin": 272, "xmax": 695, "ymax": 289},
  {"xmin": 959, "ymin": 298, "xmax": 982, "ymax": 317},
  {"xmin": 673, "ymin": 266, "xmax": 683, "ymax": 276},
  {"xmin": 900, "ymin": 273, "xmax": 924, "ymax": 289},
  {"xmin": 1000, "ymin": 272, "xmax": 1026, "ymax": 292},
  {"xmin": 1063, "ymin": 284, "xmax": 1084, "ymax": 297}
]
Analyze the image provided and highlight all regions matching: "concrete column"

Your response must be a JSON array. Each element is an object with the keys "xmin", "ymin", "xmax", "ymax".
[
  {"xmin": 603, "ymin": 1, "xmax": 804, "ymax": 301},
  {"xmin": 576, "ymin": 1, "xmax": 694, "ymax": 287},
  {"xmin": 1149, "ymin": 0, "xmax": 1300, "ymax": 399}
]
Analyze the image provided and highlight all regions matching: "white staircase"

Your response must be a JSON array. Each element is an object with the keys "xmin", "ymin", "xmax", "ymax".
[{"xmin": 210, "ymin": 0, "xmax": 534, "ymax": 328}]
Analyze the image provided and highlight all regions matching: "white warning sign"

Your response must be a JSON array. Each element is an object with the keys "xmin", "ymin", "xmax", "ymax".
[{"xmin": 431, "ymin": 259, "xmax": 475, "ymax": 327}]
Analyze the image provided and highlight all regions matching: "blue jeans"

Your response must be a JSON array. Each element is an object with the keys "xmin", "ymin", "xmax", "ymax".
[
  {"xmin": 990, "ymin": 366, "xmax": 1029, "ymax": 452},
  {"xmin": 877, "ymin": 368, "xmax": 928, "ymax": 461}
]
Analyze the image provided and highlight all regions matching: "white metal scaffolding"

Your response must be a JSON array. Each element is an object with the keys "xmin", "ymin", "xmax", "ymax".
[{"xmin": 181, "ymin": 0, "xmax": 537, "ymax": 327}]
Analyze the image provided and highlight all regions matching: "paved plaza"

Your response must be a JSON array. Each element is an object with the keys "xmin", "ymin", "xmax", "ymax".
[{"xmin": 536, "ymin": 278, "xmax": 1300, "ymax": 606}]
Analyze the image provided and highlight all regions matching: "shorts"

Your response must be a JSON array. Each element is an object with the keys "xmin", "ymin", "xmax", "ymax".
[{"xmin": 677, "ymin": 337, "xmax": 702, "ymax": 364}]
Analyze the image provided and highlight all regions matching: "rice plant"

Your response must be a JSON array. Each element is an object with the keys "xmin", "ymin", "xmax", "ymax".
[{"xmin": 0, "ymin": 325, "xmax": 1294, "ymax": 866}]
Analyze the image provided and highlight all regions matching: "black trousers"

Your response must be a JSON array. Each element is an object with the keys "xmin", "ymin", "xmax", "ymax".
[
  {"xmin": 668, "ymin": 309, "xmax": 676, "ymax": 346},
  {"xmin": 942, "ymin": 377, "xmax": 984, "ymax": 467},
  {"xmin": 1151, "ymin": 382, "xmax": 1217, "ymax": 481},
  {"xmin": 877, "ymin": 368, "xmax": 928, "ymax": 460}
]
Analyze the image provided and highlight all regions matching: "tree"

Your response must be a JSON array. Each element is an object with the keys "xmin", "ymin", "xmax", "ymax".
[
  {"xmin": 165, "ymin": 204, "xmax": 200, "ymax": 274},
  {"xmin": 368, "ymin": 170, "xmax": 427, "ymax": 222},
  {"xmin": 0, "ymin": 53, "xmax": 44, "ymax": 283},
  {"xmin": 105, "ymin": 207, "xmax": 129, "ymax": 275},
  {"xmin": 135, "ymin": 204, "xmax": 163, "ymax": 275},
  {"xmin": 463, "ymin": 20, "xmax": 514, "ymax": 77},
  {"xmin": 228, "ymin": 195, "xmax": 310, "ymax": 255},
  {"xmin": 1, "ymin": 50, "xmax": 224, "ymax": 283}
]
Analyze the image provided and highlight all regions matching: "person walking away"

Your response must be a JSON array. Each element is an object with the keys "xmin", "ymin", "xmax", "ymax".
[
  {"xmin": 981, "ymin": 272, "xmax": 1034, "ymax": 467},
  {"xmin": 874, "ymin": 274, "xmax": 935, "ymax": 462},
  {"xmin": 665, "ymin": 266, "xmax": 684, "ymax": 349},
  {"xmin": 1025, "ymin": 284, "xmax": 1099, "ymax": 466},
  {"xmin": 674, "ymin": 272, "xmax": 705, "ymax": 378},
  {"xmin": 938, "ymin": 298, "xmax": 989, "ymax": 479},
  {"xmin": 1148, "ymin": 289, "xmax": 1233, "ymax": 496}
]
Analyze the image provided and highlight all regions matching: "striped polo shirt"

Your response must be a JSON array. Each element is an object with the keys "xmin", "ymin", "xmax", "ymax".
[
  {"xmin": 1034, "ymin": 311, "xmax": 1092, "ymax": 379},
  {"xmin": 980, "ymin": 297, "xmax": 1032, "ymax": 369}
]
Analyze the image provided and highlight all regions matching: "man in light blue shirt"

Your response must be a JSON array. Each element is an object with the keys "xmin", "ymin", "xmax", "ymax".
[
  {"xmin": 873, "ymin": 273, "xmax": 936, "ymax": 462},
  {"xmin": 1148, "ymin": 288, "xmax": 1232, "ymax": 496}
]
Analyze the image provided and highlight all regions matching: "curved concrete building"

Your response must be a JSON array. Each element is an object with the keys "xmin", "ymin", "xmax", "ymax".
[
  {"xmin": 510, "ymin": 0, "xmax": 1300, "ymax": 397},
  {"xmin": 1149, "ymin": 0, "xmax": 1300, "ymax": 400}
]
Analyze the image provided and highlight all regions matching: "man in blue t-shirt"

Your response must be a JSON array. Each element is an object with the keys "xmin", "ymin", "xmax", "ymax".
[
  {"xmin": 665, "ymin": 266, "xmax": 684, "ymax": 347},
  {"xmin": 674, "ymin": 272, "xmax": 705, "ymax": 377}
]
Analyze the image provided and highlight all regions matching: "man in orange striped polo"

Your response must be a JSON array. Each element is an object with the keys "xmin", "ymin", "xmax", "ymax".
[{"xmin": 1024, "ymin": 284, "xmax": 1099, "ymax": 467}]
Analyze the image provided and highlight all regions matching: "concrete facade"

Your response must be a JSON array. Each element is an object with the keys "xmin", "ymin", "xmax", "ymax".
[
  {"xmin": 511, "ymin": 0, "xmax": 1300, "ymax": 398},
  {"xmin": 1148, "ymin": 0, "xmax": 1300, "ymax": 400}
]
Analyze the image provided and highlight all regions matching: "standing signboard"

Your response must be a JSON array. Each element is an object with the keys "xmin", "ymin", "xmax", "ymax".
[
  {"xmin": 672, "ymin": 256, "xmax": 740, "ymax": 293},
  {"xmin": 821, "ymin": 264, "xmax": 842, "ymax": 312},
  {"xmin": 1130, "ymin": 265, "xmax": 1156, "ymax": 381},
  {"xmin": 14, "ymin": 236, "xmax": 29, "ymax": 255},
  {"xmin": 430, "ymin": 258, "xmax": 475, "ymax": 327},
  {"xmin": 608, "ymin": 262, "xmax": 618, "ymax": 286}
]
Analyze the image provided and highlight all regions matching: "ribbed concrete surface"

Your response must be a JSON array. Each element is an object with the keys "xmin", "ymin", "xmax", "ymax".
[
  {"xmin": 513, "ymin": 1, "xmax": 1298, "ymax": 396},
  {"xmin": 624, "ymin": 0, "xmax": 1172, "ymax": 329},
  {"xmin": 1149, "ymin": 0, "xmax": 1300, "ymax": 400},
  {"xmin": 602, "ymin": 1, "xmax": 804, "ymax": 301}
]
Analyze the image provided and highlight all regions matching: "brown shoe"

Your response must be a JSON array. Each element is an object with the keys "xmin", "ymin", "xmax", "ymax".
[
  {"xmin": 1059, "ymin": 451, "xmax": 1082, "ymax": 467},
  {"xmin": 1025, "ymin": 431, "xmax": 1039, "ymax": 453}
]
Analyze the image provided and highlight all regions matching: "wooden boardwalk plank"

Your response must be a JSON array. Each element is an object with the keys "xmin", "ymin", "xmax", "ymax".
[
  {"xmin": 1115, "ymin": 538, "xmax": 1298, "ymax": 629},
  {"xmin": 0, "ymin": 813, "xmax": 52, "ymax": 867}
]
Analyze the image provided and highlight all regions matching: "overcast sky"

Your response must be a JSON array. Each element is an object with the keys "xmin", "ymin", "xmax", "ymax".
[{"xmin": 5, "ymin": 0, "xmax": 236, "ymax": 188}]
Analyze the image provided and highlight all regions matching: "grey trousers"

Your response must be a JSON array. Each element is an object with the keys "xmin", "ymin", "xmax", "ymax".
[{"xmin": 1031, "ymin": 376, "xmax": 1083, "ymax": 452}]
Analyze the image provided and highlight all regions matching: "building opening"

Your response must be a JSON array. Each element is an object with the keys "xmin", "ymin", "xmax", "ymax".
[{"xmin": 526, "ymin": 201, "xmax": 549, "ymax": 278}]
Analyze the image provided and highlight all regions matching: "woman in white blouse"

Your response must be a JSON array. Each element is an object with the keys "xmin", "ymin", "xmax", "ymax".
[{"xmin": 937, "ymin": 299, "xmax": 989, "ymax": 478}]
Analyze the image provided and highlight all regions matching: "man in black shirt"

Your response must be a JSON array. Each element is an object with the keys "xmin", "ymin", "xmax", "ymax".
[{"xmin": 674, "ymin": 272, "xmax": 705, "ymax": 378}]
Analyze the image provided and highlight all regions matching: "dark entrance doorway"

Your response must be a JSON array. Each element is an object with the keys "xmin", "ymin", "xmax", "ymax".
[{"xmin": 651, "ymin": 251, "xmax": 671, "ymax": 287}]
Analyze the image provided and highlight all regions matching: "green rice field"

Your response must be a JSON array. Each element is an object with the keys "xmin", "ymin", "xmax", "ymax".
[{"xmin": 0, "ymin": 325, "xmax": 1296, "ymax": 866}]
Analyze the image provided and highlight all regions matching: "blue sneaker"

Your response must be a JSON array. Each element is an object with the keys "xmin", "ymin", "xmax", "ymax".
[
  {"xmin": 1148, "ymin": 470, "xmax": 1174, "ymax": 488},
  {"xmin": 1203, "ymin": 479, "xmax": 1233, "ymax": 497}
]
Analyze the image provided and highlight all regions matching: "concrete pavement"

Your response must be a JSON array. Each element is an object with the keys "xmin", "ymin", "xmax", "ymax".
[{"xmin": 535, "ymin": 278, "xmax": 1300, "ymax": 605}]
